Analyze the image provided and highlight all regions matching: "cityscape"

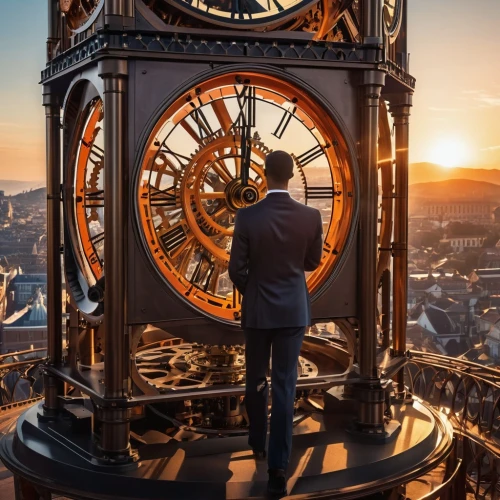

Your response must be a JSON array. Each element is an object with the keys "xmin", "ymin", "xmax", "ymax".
[{"xmin": 2, "ymin": 164, "xmax": 500, "ymax": 361}]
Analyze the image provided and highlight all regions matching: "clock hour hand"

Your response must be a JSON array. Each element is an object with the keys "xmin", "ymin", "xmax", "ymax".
[
  {"xmin": 233, "ymin": 85, "xmax": 256, "ymax": 185},
  {"xmin": 241, "ymin": 135, "xmax": 251, "ymax": 186}
]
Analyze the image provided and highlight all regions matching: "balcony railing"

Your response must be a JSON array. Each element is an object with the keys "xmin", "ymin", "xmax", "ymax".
[
  {"xmin": 0, "ymin": 349, "xmax": 46, "ymax": 413},
  {"xmin": 408, "ymin": 351, "xmax": 500, "ymax": 499}
]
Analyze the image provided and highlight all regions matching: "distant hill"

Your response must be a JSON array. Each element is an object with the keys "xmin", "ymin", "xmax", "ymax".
[
  {"xmin": 12, "ymin": 187, "xmax": 46, "ymax": 203},
  {"xmin": 409, "ymin": 179, "xmax": 500, "ymax": 203},
  {"xmin": 0, "ymin": 180, "xmax": 45, "ymax": 196},
  {"xmin": 410, "ymin": 163, "xmax": 500, "ymax": 185}
]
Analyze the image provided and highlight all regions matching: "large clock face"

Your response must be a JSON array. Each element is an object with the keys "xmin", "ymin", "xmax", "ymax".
[
  {"xmin": 151, "ymin": 0, "xmax": 319, "ymax": 28},
  {"xmin": 73, "ymin": 97, "xmax": 105, "ymax": 286},
  {"xmin": 137, "ymin": 72, "xmax": 355, "ymax": 323}
]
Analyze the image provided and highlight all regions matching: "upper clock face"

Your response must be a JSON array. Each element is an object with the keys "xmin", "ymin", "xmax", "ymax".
[
  {"xmin": 155, "ymin": 0, "xmax": 319, "ymax": 28},
  {"xmin": 73, "ymin": 97, "xmax": 105, "ymax": 287},
  {"xmin": 136, "ymin": 71, "xmax": 355, "ymax": 323},
  {"xmin": 62, "ymin": 0, "xmax": 102, "ymax": 31}
]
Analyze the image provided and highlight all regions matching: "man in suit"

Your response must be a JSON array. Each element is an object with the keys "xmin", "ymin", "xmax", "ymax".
[{"xmin": 229, "ymin": 150, "xmax": 323, "ymax": 497}]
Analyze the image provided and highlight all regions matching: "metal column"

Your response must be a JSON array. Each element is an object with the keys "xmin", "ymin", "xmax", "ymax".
[
  {"xmin": 354, "ymin": 0, "xmax": 387, "ymax": 434},
  {"xmin": 381, "ymin": 269, "xmax": 391, "ymax": 350},
  {"xmin": 47, "ymin": 0, "xmax": 59, "ymax": 62},
  {"xmin": 105, "ymin": 0, "xmax": 135, "ymax": 27},
  {"xmin": 355, "ymin": 69, "xmax": 387, "ymax": 433},
  {"xmin": 42, "ymin": 88, "xmax": 63, "ymax": 414},
  {"xmin": 98, "ymin": 59, "xmax": 131, "ymax": 455},
  {"xmin": 389, "ymin": 93, "xmax": 412, "ymax": 395},
  {"xmin": 358, "ymin": 69, "xmax": 385, "ymax": 381}
]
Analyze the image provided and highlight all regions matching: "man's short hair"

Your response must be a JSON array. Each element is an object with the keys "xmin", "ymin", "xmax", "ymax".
[{"xmin": 265, "ymin": 150, "xmax": 294, "ymax": 182}]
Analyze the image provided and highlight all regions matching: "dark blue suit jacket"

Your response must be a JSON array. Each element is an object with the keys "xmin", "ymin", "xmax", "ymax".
[{"xmin": 228, "ymin": 192, "xmax": 323, "ymax": 329}]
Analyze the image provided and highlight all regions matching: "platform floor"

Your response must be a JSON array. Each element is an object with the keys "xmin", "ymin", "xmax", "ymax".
[{"xmin": 0, "ymin": 402, "xmax": 465, "ymax": 500}]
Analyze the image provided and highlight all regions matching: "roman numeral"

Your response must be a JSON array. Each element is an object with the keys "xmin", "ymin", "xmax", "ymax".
[
  {"xmin": 231, "ymin": 0, "xmax": 266, "ymax": 17},
  {"xmin": 190, "ymin": 104, "xmax": 214, "ymax": 140},
  {"xmin": 149, "ymin": 185, "xmax": 179, "ymax": 207},
  {"xmin": 88, "ymin": 251, "xmax": 103, "ymax": 266},
  {"xmin": 269, "ymin": 0, "xmax": 284, "ymax": 10},
  {"xmin": 160, "ymin": 224, "xmax": 188, "ymax": 255},
  {"xmin": 273, "ymin": 106, "xmax": 296, "ymax": 139},
  {"xmin": 160, "ymin": 147, "xmax": 191, "ymax": 170},
  {"xmin": 84, "ymin": 190, "xmax": 104, "ymax": 207},
  {"xmin": 89, "ymin": 144, "xmax": 104, "ymax": 165},
  {"xmin": 305, "ymin": 186, "xmax": 335, "ymax": 200},
  {"xmin": 190, "ymin": 253, "xmax": 216, "ymax": 292},
  {"xmin": 232, "ymin": 85, "xmax": 256, "ymax": 132},
  {"xmin": 90, "ymin": 231, "xmax": 104, "ymax": 245},
  {"xmin": 294, "ymin": 144, "xmax": 328, "ymax": 167}
]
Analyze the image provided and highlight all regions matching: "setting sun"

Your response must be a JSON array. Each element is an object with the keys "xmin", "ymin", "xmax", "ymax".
[{"xmin": 428, "ymin": 137, "xmax": 471, "ymax": 168}]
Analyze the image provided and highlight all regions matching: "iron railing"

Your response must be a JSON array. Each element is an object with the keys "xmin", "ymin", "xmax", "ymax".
[
  {"xmin": 408, "ymin": 351, "xmax": 500, "ymax": 499},
  {"xmin": 0, "ymin": 349, "xmax": 46, "ymax": 413}
]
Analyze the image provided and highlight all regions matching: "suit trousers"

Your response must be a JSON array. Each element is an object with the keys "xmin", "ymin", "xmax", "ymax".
[{"xmin": 244, "ymin": 326, "xmax": 306, "ymax": 471}]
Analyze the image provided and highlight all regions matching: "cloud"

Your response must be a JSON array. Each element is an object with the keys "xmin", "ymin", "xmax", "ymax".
[
  {"xmin": 474, "ymin": 93, "xmax": 500, "ymax": 107},
  {"xmin": 480, "ymin": 145, "xmax": 500, "ymax": 152},
  {"xmin": 428, "ymin": 107, "xmax": 460, "ymax": 112},
  {"xmin": 462, "ymin": 90, "xmax": 485, "ymax": 95}
]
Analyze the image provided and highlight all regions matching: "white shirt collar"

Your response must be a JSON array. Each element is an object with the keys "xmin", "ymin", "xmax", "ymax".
[{"xmin": 266, "ymin": 189, "xmax": 290, "ymax": 196}]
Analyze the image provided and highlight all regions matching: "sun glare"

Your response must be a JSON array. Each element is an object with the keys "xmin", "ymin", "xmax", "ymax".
[{"xmin": 428, "ymin": 138, "xmax": 471, "ymax": 168}]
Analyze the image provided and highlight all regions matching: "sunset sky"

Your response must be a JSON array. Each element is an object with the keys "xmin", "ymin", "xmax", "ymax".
[{"xmin": 0, "ymin": 0, "xmax": 499, "ymax": 181}]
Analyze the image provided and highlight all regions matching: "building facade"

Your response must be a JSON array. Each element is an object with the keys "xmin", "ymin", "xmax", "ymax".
[
  {"xmin": 423, "ymin": 202, "xmax": 495, "ymax": 223},
  {"xmin": 440, "ymin": 235, "xmax": 487, "ymax": 252}
]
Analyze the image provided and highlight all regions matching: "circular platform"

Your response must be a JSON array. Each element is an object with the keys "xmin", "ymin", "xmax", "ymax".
[{"xmin": 0, "ymin": 397, "xmax": 453, "ymax": 500}]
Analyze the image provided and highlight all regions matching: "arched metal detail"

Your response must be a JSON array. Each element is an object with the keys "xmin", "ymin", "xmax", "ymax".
[{"xmin": 407, "ymin": 351, "xmax": 500, "ymax": 498}]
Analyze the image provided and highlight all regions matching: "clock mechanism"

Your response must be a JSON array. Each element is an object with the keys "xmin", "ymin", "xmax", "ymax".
[{"xmin": 135, "ymin": 71, "xmax": 355, "ymax": 324}]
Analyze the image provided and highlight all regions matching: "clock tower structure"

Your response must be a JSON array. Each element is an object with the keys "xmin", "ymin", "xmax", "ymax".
[
  {"xmin": 1, "ymin": 2, "xmax": 456, "ymax": 500},
  {"xmin": 47, "ymin": 0, "xmax": 414, "ymax": 452}
]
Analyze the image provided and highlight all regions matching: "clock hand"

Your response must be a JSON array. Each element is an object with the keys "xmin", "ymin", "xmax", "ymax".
[
  {"xmin": 233, "ymin": 84, "xmax": 256, "ymax": 185},
  {"xmin": 241, "ymin": 134, "xmax": 251, "ymax": 186}
]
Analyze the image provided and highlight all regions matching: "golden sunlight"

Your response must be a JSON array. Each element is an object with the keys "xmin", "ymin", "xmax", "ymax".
[{"xmin": 428, "ymin": 137, "xmax": 471, "ymax": 168}]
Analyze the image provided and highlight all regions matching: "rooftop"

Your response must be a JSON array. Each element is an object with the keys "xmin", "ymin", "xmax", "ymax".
[
  {"xmin": 421, "ymin": 307, "xmax": 458, "ymax": 335},
  {"xmin": 10, "ymin": 274, "xmax": 46, "ymax": 284}
]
